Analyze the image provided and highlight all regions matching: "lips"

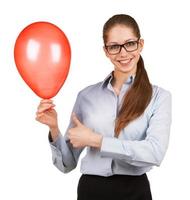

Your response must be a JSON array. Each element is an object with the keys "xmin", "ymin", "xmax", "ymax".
[{"xmin": 119, "ymin": 58, "xmax": 132, "ymax": 65}]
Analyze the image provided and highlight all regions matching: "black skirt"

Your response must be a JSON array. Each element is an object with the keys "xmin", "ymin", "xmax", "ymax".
[{"xmin": 77, "ymin": 174, "xmax": 152, "ymax": 200}]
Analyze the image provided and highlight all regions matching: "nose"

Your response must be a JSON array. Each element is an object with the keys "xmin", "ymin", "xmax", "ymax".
[{"xmin": 120, "ymin": 46, "xmax": 128, "ymax": 56}]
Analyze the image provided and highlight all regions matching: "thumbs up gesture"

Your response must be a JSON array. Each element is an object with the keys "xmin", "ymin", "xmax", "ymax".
[{"xmin": 68, "ymin": 113, "xmax": 103, "ymax": 149}]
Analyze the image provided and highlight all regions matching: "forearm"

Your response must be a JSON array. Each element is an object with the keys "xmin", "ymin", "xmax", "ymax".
[
  {"xmin": 100, "ymin": 137, "xmax": 165, "ymax": 167},
  {"xmin": 50, "ymin": 127, "xmax": 60, "ymax": 142},
  {"xmin": 50, "ymin": 134, "xmax": 78, "ymax": 173},
  {"xmin": 49, "ymin": 131, "xmax": 85, "ymax": 173}
]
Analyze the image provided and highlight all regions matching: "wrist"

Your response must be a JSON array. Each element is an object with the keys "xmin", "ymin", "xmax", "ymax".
[
  {"xmin": 89, "ymin": 133, "xmax": 103, "ymax": 149},
  {"xmin": 49, "ymin": 126, "xmax": 60, "ymax": 141}
]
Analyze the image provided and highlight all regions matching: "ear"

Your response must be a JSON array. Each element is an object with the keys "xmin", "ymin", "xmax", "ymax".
[
  {"xmin": 103, "ymin": 46, "xmax": 110, "ymax": 58},
  {"xmin": 138, "ymin": 39, "xmax": 144, "ymax": 53}
]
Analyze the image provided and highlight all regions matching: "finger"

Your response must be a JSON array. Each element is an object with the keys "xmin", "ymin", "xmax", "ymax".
[
  {"xmin": 40, "ymin": 99, "xmax": 53, "ymax": 104},
  {"xmin": 36, "ymin": 112, "xmax": 44, "ymax": 119},
  {"xmin": 38, "ymin": 101, "xmax": 55, "ymax": 109},
  {"xmin": 45, "ymin": 109, "xmax": 55, "ymax": 115},
  {"xmin": 37, "ymin": 104, "xmax": 55, "ymax": 113},
  {"xmin": 68, "ymin": 128, "xmax": 73, "ymax": 135},
  {"xmin": 67, "ymin": 134, "xmax": 71, "ymax": 140},
  {"xmin": 35, "ymin": 114, "xmax": 44, "ymax": 121},
  {"xmin": 72, "ymin": 113, "xmax": 82, "ymax": 127}
]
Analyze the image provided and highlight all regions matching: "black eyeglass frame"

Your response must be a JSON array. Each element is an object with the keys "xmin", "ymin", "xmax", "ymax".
[{"xmin": 105, "ymin": 39, "xmax": 140, "ymax": 55}]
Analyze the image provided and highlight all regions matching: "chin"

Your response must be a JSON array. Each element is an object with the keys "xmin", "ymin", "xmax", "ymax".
[{"xmin": 118, "ymin": 65, "xmax": 135, "ymax": 74}]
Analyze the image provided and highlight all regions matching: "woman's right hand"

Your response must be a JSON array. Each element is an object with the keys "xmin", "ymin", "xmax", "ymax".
[{"xmin": 36, "ymin": 99, "xmax": 59, "ymax": 140}]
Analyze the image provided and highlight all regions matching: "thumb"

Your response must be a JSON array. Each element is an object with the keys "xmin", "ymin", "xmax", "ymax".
[{"xmin": 72, "ymin": 113, "xmax": 82, "ymax": 127}]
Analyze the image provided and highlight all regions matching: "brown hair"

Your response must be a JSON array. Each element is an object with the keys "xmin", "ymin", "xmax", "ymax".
[{"xmin": 103, "ymin": 14, "xmax": 152, "ymax": 137}]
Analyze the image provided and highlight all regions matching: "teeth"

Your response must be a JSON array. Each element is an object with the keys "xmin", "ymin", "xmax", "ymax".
[{"xmin": 120, "ymin": 59, "xmax": 131, "ymax": 64}]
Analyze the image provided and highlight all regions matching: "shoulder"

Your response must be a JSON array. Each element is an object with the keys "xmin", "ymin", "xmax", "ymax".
[
  {"xmin": 77, "ymin": 81, "xmax": 103, "ymax": 99},
  {"xmin": 149, "ymin": 85, "xmax": 172, "ymax": 111},
  {"xmin": 152, "ymin": 85, "xmax": 171, "ymax": 100}
]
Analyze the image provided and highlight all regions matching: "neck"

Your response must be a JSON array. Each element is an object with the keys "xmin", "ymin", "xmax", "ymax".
[{"xmin": 112, "ymin": 68, "xmax": 136, "ymax": 90}]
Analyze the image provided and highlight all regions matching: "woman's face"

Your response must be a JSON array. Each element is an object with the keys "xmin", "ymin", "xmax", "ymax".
[{"xmin": 104, "ymin": 25, "xmax": 144, "ymax": 75}]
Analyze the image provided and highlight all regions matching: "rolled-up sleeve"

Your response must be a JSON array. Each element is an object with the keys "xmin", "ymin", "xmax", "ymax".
[{"xmin": 100, "ymin": 90, "xmax": 172, "ymax": 167}]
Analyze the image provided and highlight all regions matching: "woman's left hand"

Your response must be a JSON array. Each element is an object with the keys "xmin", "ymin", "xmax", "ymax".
[{"xmin": 68, "ymin": 113, "xmax": 102, "ymax": 149}]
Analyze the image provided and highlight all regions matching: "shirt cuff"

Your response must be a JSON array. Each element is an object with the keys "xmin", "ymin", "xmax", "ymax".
[{"xmin": 100, "ymin": 137, "xmax": 132, "ymax": 160}]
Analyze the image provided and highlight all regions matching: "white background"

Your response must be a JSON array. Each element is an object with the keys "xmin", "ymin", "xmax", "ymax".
[{"xmin": 0, "ymin": 0, "xmax": 189, "ymax": 199}]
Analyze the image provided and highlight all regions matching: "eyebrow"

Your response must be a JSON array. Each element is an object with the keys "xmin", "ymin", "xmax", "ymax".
[{"xmin": 106, "ymin": 38, "xmax": 138, "ymax": 45}]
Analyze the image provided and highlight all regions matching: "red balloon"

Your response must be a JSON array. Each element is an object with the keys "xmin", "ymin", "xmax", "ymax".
[{"xmin": 14, "ymin": 21, "xmax": 71, "ymax": 99}]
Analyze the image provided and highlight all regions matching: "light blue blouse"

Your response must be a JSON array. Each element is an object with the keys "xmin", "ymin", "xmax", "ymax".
[{"xmin": 49, "ymin": 72, "xmax": 172, "ymax": 177}]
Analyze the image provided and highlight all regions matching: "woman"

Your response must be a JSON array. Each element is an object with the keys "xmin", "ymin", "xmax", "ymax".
[{"xmin": 36, "ymin": 14, "xmax": 172, "ymax": 200}]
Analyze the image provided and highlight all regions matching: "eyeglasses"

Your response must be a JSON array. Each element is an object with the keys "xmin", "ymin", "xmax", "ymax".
[{"xmin": 105, "ymin": 39, "xmax": 140, "ymax": 55}]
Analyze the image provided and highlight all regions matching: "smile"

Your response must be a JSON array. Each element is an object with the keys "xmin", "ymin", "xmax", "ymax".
[{"xmin": 119, "ymin": 58, "xmax": 132, "ymax": 64}]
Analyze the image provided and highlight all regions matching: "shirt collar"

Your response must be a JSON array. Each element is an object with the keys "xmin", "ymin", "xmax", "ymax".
[
  {"xmin": 101, "ymin": 71, "xmax": 135, "ymax": 89},
  {"xmin": 101, "ymin": 72, "xmax": 114, "ymax": 88}
]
